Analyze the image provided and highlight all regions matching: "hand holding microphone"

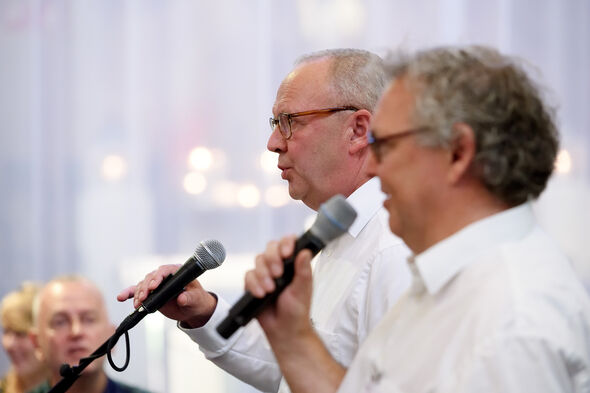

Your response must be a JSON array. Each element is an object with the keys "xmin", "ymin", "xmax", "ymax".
[
  {"xmin": 117, "ymin": 239, "xmax": 226, "ymax": 330},
  {"xmin": 217, "ymin": 195, "xmax": 357, "ymax": 338}
]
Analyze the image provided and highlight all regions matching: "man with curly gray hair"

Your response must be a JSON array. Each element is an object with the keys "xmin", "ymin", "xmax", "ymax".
[{"xmin": 245, "ymin": 45, "xmax": 590, "ymax": 393}]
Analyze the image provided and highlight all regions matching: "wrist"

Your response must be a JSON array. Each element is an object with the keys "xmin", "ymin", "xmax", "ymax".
[{"xmin": 180, "ymin": 291, "xmax": 218, "ymax": 329}]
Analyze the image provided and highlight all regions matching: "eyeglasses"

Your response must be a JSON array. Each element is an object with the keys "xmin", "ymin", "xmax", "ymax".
[
  {"xmin": 367, "ymin": 127, "xmax": 430, "ymax": 162},
  {"xmin": 269, "ymin": 106, "xmax": 359, "ymax": 140}
]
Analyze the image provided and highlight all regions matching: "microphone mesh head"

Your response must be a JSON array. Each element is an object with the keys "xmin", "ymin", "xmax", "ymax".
[
  {"xmin": 194, "ymin": 239, "xmax": 226, "ymax": 270},
  {"xmin": 311, "ymin": 195, "xmax": 357, "ymax": 243}
]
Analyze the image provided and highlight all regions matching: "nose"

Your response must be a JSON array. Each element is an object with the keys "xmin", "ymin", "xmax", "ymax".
[
  {"xmin": 70, "ymin": 318, "xmax": 82, "ymax": 336},
  {"xmin": 267, "ymin": 127, "xmax": 287, "ymax": 153}
]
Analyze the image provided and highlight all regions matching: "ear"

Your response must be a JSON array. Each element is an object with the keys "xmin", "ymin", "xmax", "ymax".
[
  {"xmin": 347, "ymin": 109, "xmax": 371, "ymax": 154},
  {"xmin": 29, "ymin": 328, "xmax": 44, "ymax": 361},
  {"xmin": 447, "ymin": 123, "xmax": 476, "ymax": 184}
]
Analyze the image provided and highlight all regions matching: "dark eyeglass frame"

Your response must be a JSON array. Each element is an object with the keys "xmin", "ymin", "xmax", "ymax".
[
  {"xmin": 367, "ymin": 127, "xmax": 430, "ymax": 162},
  {"xmin": 269, "ymin": 106, "xmax": 359, "ymax": 140}
]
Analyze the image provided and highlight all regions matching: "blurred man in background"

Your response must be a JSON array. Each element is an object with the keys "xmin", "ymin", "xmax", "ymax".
[
  {"xmin": 246, "ymin": 45, "xmax": 590, "ymax": 393},
  {"xmin": 119, "ymin": 48, "xmax": 412, "ymax": 393},
  {"xmin": 30, "ymin": 276, "xmax": 149, "ymax": 393}
]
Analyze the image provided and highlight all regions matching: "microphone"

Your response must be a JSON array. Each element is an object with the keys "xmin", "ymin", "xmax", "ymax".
[
  {"xmin": 119, "ymin": 239, "xmax": 226, "ymax": 332},
  {"xmin": 216, "ymin": 195, "xmax": 357, "ymax": 339}
]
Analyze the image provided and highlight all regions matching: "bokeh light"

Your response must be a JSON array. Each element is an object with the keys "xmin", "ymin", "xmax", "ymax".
[
  {"xmin": 237, "ymin": 184, "xmax": 261, "ymax": 208},
  {"xmin": 188, "ymin": 147, "xmax": 213, "ymax": 171},
  {"xmin": 101, "ymin": 155, "xmax": 127, "ymax": 181},
  {"xmin": 183, "ymin": 172, "xmax": 207, "ymax": 195},
  {"xmin": 264, "ymin": 185, "xmax": 291, "ymax": 207},
  {"xmin": 555, "ymin": 149, "xmax": 572, "ymax": 174}
]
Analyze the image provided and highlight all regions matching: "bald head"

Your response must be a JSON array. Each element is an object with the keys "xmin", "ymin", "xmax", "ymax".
[{"xmin": 32, "ymin": 276, "xmax": 114, "ymax": 384}]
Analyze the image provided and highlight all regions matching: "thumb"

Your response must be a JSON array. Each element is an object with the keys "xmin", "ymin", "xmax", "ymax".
[{"xmin": 289, "ymin": 249, "xmax": 313, "ymax": 299}]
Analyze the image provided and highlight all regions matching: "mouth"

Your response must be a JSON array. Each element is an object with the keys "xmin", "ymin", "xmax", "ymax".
[
  {"xmin": 278, "ymin": 165, "xmax": 291, "ymax": 179},
  {"xmin": 66, "ymin": 347, "xmax": 89, "ymax": 360}
]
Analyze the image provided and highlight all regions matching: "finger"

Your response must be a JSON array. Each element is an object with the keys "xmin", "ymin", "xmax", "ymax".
[
  {"xmin": 254, "ymin": 254, "xmax": 276, "ymax": 293},
  {"xmin": 290, "ymin": 249, "xmax": 313, "ymax": 297},
  {"xmin": 134, "ymin": 264, "xmax": 182, "ymax": 308},
  {"xmin": 245, "ymin": 269, "xmax": 267, "ymax": 298},
  {"xmin": 116, "ymin": 286, "xmax": 136, "ymax": 302},
  {"xmin": 264, "ymin": 241, "xmax": 285, "ymax": 277},
  {"xmin": 278, "ymin": 234, "xmax": 297, "ymax": 259}
]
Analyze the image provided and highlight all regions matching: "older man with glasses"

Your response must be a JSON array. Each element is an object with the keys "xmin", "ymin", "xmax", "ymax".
[
  {"xmin": 119, "ymin": 49, "xmax": 411, "ymax": 393},
  {"xmin": 245, "ymin": 45, "xmax": 590, "ymax": 393}
]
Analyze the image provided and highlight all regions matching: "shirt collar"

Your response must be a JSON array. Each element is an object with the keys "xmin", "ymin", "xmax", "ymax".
[
  {"xmin": 413, "ymin": 203, "xmax": 536, "ymax": 295},
  {"xmin": 345, "ymin": 177, "xmax": 385, "ymax": 237}
]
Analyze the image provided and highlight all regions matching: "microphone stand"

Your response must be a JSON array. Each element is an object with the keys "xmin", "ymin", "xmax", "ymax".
[{"xmin": 48, "ymin": 306, "xmax": 149, "ymax": 393}]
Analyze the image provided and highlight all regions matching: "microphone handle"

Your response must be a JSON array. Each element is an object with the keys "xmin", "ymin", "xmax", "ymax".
[
  {"xmin": 217, "ymin": 231, "xmax": 325, "ymax": 339},
  {"xmin": 142, "ymin": 256, "xmax": 203, "ymax": 313}
]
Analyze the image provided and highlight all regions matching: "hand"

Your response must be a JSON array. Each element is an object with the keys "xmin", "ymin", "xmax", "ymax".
[
  {"xmin": 244, "ymin": 235, "xmax": 315, "ymax": 344},
  {"xmin": 116, "ymin": 264, "xmax": 218, "ymax": 328}
]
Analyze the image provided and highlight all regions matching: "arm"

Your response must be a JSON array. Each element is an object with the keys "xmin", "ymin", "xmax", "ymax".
[
  {"xmin": 117, "ymin": 264, "xmax": 218, "ymax": 328},
  {"xmin": 117, "ymin": 265, "xmax": 283, "ymax": 392},
  {"xmin": 246, "ymin": 236, "xmax": 346, "ymax": 393}
]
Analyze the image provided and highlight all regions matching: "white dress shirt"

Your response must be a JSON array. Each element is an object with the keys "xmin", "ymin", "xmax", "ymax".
[
  {"xmin": 180, "ymin": 178, "xmax": 412, "ymax": 392},
  {"xmin": 338, "ymin": 203, "xmax": 590, "ymax": 393}
]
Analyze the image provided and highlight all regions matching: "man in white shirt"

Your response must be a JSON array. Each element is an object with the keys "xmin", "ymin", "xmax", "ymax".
[
  {"xmin": 118, "ymin": 49, "xmax": 411, "ymax": 392},
  {"xmin": 245, "ymin": 45, "xmax": 590, "ymax": 392}
]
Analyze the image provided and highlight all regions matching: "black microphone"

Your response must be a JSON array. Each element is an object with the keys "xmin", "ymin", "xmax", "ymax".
[
  {"xmin": 216, "ymin": 195, "xmax": 357, "ymax": 339},
  {"xmin": 119, "ymin": 239, "xmax": 226, "ymax": 332}
]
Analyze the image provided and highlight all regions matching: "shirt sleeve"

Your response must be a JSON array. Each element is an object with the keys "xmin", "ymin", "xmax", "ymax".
[
  {"xmin": 448, "ymin": 334, "xmax": 590, "ymax": 393},
  {"xmin": 178, "ymin": 296, "xmax": 281, "ymax": 393}
]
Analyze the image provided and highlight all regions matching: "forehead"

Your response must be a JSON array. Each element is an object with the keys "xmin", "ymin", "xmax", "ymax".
[
  {"xmin": 40, "ymin": 281, "xmax": 105, "ymax": 318},
  {"xmin": 373, "ymin": 78, "xmax": 416, "ymax": 134},
  {"xmin": 273, "ymin": 59, "xmax": 334, "ymax": 113}
]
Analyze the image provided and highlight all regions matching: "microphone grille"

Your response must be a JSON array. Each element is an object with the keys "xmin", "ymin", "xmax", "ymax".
[
  {"xmin": 311, "ymin": 195, "xmax": 357, "ymax": 243},
  {"xmin": 194, "ymin": 239, "xmax": 226, "ymax": 270}
]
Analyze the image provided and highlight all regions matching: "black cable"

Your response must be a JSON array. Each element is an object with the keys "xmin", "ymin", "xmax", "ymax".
[{"xmin": 106, "ymin": 330, "xmax": 131, "ymax": 372}]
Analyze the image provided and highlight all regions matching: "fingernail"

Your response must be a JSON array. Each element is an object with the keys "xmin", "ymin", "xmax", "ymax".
[
  {"xmin": 271, "ymin": 263, "xmax": 282, "ymax": 276},
  {"xmin": 149, "ymin": 279, "xmax": 155, "ymax": 289},
  {"xmin": 263, "ymin": 277, "xmax": 275, "ymax": 291}
]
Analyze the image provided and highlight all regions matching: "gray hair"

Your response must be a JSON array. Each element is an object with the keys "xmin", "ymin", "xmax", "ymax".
[
  {"xmin": 296, "ymin": 48, "xmax": 387, "ymax": 112},
  {"xmin": 384, "ymin": 45, "xmax": 559, "ymax": 206}
]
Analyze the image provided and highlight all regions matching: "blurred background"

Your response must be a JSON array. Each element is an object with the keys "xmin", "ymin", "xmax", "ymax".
[{"xmin": 0, "ymin": 0, "xmax": 588, "ymax": 392}]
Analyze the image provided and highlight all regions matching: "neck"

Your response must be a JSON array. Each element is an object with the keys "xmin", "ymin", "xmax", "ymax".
[
  {"xmin": 409, "ymin": 188, "xmax": 510, "ymax": 255},
  {"xmin": 9, "ymin": 366, "xmax": 47, "ymax": 393}
]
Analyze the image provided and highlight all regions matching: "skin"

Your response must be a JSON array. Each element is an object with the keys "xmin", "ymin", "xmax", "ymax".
[
  {"xmin": 267, "ymin": 57, "xmax": 372, "ymax": 210},
  {"xmin": 117, "ymin": 55, "xmax": 374, "ymax": 330},
  {"xmin": 2, "ymin": 329, "xmax": 40, "ymax": 376},
  {"xmin": 31, "ymin": 280, "xmax": 116, "ymax": 393},
  {"xmin": 241, "ymin": 77, "xmax": 512, "ymax": 393}
]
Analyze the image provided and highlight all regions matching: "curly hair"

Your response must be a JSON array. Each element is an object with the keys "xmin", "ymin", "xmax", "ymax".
[
  {"xmin": 384, "ymin": 45, "xmax": 559, "ymax": 206},
  {"xmin": 296, "ymin": 48, "xmax": 387, "ymax": 112}
]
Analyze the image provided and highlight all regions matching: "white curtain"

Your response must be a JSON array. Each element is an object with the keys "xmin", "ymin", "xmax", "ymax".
[{"xmin": 1, "ymin": 0, "xmax": 588, "ymax": 391}]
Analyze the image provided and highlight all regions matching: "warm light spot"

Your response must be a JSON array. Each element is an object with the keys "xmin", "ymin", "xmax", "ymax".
[
  {"xmin": 211, "ymin": 181, "xmax": 238, "ymax": 207},
  {"xmin": 237, "ymin": 184, "xmax": 261, "ymax": 208},
  {"xmin": 264, "ymin": 185, "xmax": 291, "ymax": 207},
  {"xmin": 555, "ymin": 149, "xmax": 572, "ymax": 174},
  {"xmin": 183, "ymin": 172, "xmax": 207, "ymax": 195},
  {"xmin": 260, "ymin": 151, "xmax": 278, "ymax": 173},
  {"xmin": 188, "ymin": 147, "xmax": 213, "ymax": 171},
  {"xmin": 101, "ymin": 155, "xmax": 127, "ymax": 181}
]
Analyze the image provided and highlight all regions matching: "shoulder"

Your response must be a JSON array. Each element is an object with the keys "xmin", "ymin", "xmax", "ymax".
[
  {"xmin": 26, "ymin": 381, "xmax": 51, "ymax": 393},
  {"xmin": 107, "ymin": 378, "xmax": 152, "ymax": 393}
]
